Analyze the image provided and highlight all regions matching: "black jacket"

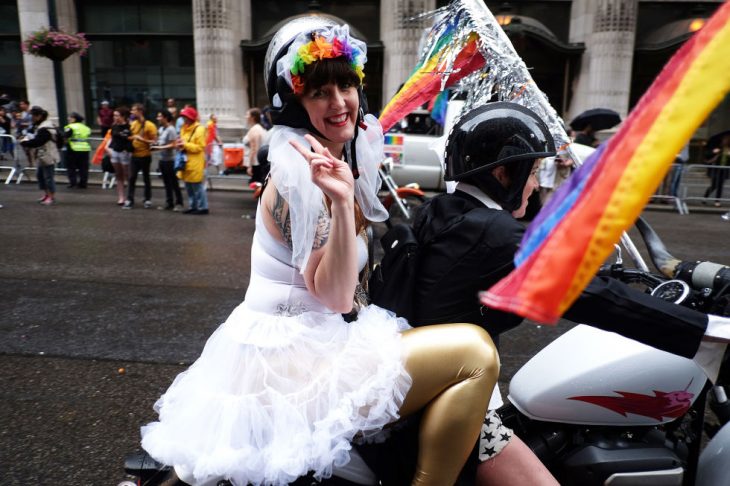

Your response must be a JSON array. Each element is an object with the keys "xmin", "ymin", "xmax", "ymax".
[
  {"xmin": 20, "ymin": 126, "xmax": 54, "ymax": 148},
  {"xmin": 411, "ymin": 190, "xmax": 707, "ymax": 359}
]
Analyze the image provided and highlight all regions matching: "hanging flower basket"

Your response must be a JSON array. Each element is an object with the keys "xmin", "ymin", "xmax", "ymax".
[{"xmin": 21, "ymin": 28, "xmax": 90, "ymax": 61}]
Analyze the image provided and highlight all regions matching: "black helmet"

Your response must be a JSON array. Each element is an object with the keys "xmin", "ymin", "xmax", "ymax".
[
  {"xmin": 445, "ymin": 102, "xmax": 555, "ymax": 211},
  {"xmin": 445, "ymin": 102, "xmax": 555, "ymax": 181}
]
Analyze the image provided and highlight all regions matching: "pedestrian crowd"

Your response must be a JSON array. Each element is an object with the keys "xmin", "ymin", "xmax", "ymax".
[
  {"xmin": 0, "ymin": 93, "xmax": 274, "ymax": 213},
  {"xmin": 0, "ymin": 94, "xmax": 725, "ymax": 218}
]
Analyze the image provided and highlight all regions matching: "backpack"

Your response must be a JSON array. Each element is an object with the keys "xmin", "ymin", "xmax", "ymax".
[
  {"xmin": 52, "ymin": 126, "xmax": 65, "ymax": 149},
  {"xmin": 368, "ymin": 223, "xmax": 421, "ymax": 322}
]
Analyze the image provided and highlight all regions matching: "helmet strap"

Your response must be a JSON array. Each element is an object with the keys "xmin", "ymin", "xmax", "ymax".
[{"xmin": 348, "ymin": 102, "xmax": 366, "ymax": 180}]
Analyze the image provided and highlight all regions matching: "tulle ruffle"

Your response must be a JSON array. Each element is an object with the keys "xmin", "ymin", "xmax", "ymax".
[{"xmin": 141, "ymin": 304, "xmax": 412, "ymax": 486}]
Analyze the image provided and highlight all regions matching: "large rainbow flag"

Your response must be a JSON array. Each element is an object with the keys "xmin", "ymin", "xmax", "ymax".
[{"xmin": 480, "ymin": 2, "xmax": 730, "ymax": 324}]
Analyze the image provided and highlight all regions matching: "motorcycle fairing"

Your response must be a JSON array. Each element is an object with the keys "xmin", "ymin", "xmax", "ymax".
[{"xmin": 508, "ymin": 325, "xmax": 706, "ymax": 426}]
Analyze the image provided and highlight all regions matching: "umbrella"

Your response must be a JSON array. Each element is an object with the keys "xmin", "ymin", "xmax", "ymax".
[{"xmin": 569, "ymin": 108, "xmax": 622, "ymax": 131}]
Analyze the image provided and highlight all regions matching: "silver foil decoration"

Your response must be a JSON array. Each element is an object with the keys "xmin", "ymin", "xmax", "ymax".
[{"xmin": 416, "ymin": 0, "xmax": 573, "ymax": 155}]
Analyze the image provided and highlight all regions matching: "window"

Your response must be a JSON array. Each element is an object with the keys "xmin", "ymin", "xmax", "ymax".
[
  {"xmin": 78, "ymin": 0, "xmax": 194, "ymax": 124},
  {"xmin": 86, "ymin": 38, "xmax": 195, "ymax": 118},
  {"xmin": 0, "ymin": 0, "xmax": 25, "ymax": 99},
  {"xmin": 0, "ymin": 40, "xmax": 26, "ymax": 100}
]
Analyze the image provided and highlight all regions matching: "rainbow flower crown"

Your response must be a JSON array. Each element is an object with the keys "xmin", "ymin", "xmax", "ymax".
[{"xmin": 277, "ymin": 25, "xmax": 367, "ymax": 95}]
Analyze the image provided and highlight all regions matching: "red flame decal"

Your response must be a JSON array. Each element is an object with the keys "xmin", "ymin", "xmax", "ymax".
[{"xmin": 568, "ymin": 389, "xmax": 694, "ymax": 421}]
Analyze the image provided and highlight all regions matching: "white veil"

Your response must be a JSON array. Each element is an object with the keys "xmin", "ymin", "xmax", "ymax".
[{"xmin": 268, "ymin": 113, "xmax": 388, "ymax": 272}]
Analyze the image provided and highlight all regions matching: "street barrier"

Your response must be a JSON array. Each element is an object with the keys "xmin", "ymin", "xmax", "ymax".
[
  {"xmin": 5, "ymin": 131, "xmax": 254, "ymax": 194},
  {"xmin": 678, "ymin": 164, "xmax": 730, "ymax": 212},
  {"xmin": 651, "ymin": 163, "xmax": 687, "ymax": 214},
  {"xmin": 0, "ymin": 134, "xmax": 19, "ymax": 184}
]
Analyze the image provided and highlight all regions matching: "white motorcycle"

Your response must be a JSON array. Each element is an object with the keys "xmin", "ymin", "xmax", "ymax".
[{"xmin": 498, "ymin": 217, "xmax": 730, "ymax": 486}]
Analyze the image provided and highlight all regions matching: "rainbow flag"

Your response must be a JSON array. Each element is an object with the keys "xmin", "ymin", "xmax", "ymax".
[
  {"xmin": 379, "ymin": 26, "xmax": 484, "ymax": 132},
  {"xmin": 384, "ymin": 133, "xmax": 405, "ymax": 164},
  {"xmin": 480, "ymin": 2, "xmax": 730, "ymax": 324},
  {"xmin": 384, "ymin": 134, "xmax": 405, "ymax": 145}
]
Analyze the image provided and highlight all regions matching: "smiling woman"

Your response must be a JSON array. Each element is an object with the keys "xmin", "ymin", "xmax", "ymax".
[
  {"xmin": 298, "ymin": 60, "xmax": 361, "ymax": 156},
  {"xmin": 139, "ymin": 16, "xmax": 499, "ymax": 486}
]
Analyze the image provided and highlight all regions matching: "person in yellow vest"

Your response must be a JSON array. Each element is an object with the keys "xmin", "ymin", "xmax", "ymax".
[
  {"xmin": 63, "ymin": 112, "xmax": 91, "ymax": 188},
  {"xmin": 176, "ymin": 106, "xmax": 209, "ymax": 214},
  {"xmin": 124, "ymin": 103, "xmax": 158, "ymax": 209}
]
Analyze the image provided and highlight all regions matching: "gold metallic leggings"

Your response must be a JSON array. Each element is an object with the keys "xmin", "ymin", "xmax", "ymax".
[{"xmin": 398, "ymin": 323, "xmax": 499, "ymax": 486}]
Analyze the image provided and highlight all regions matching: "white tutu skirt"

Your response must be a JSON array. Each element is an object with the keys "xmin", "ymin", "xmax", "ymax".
[{"xmin": 141, "ymin": 303, "xmax": 412, "ymax": 486}]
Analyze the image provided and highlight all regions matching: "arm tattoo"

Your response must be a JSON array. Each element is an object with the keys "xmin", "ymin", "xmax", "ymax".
[
  {"xmin": 271, "ymin": 191, "xmax": 331, "ymax": 251},
  {"xmin": 312, "ymin": 205, "xmax": 331, "ymax": 249},
  {"xmin": 271, "ymin": 190, "xmax": 293, "ymax": 248}
]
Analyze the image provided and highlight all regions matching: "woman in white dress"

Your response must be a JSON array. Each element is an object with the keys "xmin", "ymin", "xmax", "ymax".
[{"xmin": 140, "ymin": 17, "xmax": 499, "ymax": 486}]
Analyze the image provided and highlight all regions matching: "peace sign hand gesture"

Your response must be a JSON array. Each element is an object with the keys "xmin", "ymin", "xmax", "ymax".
[{"xmin": 290, "ymin": 134, "xmax": 355, "ymax": 204}]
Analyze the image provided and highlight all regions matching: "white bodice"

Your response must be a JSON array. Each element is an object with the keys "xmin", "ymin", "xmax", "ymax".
[{"xmin": 244, "ymin": 209, "xmax": 368, "ymax": 316}]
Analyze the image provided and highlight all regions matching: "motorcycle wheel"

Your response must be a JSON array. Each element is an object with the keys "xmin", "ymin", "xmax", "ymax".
[{"xmin": 385, "ymin": 194, "xmax": 427, "ymax": 229}]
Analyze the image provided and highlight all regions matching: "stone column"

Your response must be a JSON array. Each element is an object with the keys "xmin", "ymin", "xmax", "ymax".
[
  {"xmin": 56, "ymin": 0, "xmax": 85, "ymax": 121},
  {"xmin": 568, "ymin": 0, "xmax": 638, "ymax": 119},
  {"xmin": 380, "ymin": 0, "xmax": 436, "ymax": 104},
  {"xmin": 17, "ymin": 0, "xmax": 58, "ymax": 119},
  {"xmin": 192, "ymin": 0, "xmax": 248, "ymax": 137}
]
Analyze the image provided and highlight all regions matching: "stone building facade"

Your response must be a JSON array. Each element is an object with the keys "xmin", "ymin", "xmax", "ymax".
[{"xmin": 1, "ymin": 0, "xmax": 725, "ymax": 139}]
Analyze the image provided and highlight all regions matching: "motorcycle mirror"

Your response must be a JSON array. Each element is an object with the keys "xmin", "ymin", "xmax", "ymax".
[
  {"xmin": 612, "ymin": 244, "xmax": 623, "ymax": 265},
  {"xmin": 634, "ymin": 217, "xmax": 681, "ymax": 278}
]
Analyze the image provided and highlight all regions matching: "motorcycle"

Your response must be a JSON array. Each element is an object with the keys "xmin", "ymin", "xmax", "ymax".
[
  {"xmin": 120, "ymin": 216, "xmax": 729, "ymax": 486},
  {"xmin": 497, "ymin": 216, "xmax": 730, "ymax": 486},
  {"xmin": 378, "ymin": 157, "xmax": 427, "ymax": 228}
]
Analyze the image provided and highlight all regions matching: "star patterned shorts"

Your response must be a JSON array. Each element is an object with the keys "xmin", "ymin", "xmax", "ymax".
[{"xmin": 477, "ymin": 409, "xmax": 514, "ymax": 462}]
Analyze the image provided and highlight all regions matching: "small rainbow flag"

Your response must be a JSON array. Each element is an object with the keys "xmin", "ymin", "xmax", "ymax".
[
  {"xmin": 384, "ymin": 133, "xmax": 405, "ymax": 164},
  {"xmin": 480, "ymin": 2, "xmax": 730, "ymax": 324},
  {"xmin": 428, "ymin": 89, "xmax": 450, "ymax": 126},
  {"xmin": 384, "ymin": 134, "xmax": 405, "ymax": 145}
]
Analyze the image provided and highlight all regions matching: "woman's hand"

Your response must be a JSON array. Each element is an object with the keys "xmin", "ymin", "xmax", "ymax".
[{"xmin": 290, "ymin": 134, "xmax": 354, "ymax": 204}]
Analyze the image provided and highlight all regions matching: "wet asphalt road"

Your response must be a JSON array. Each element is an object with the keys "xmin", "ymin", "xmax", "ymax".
[{"xmin": 0, "ymin": 180, "xmax": 729, "ymax": 485}]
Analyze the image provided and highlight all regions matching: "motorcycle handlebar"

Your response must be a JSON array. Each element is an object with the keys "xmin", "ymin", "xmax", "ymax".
[
  {"xmin": 597, "ymin": 264, "xmax": 666, "ymax": 288},
  {"xmin": 676, "ymin": 261, "xmax": 730, "ymax": 293},
  {"xmin": 634, "ymin": 217, "xmax": 730, "ymax": 293}
]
